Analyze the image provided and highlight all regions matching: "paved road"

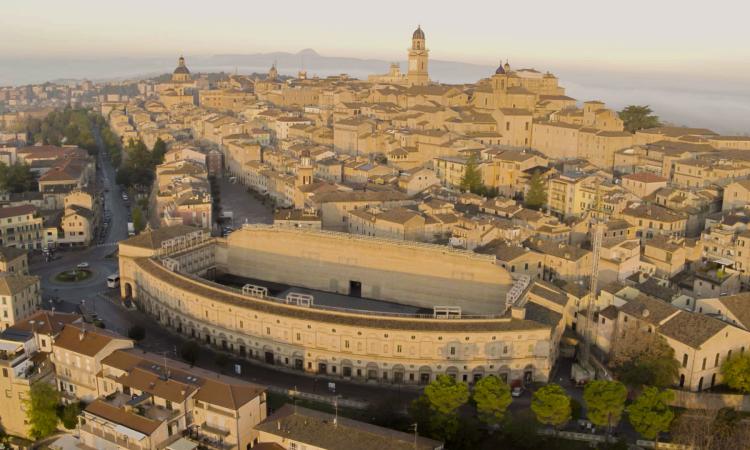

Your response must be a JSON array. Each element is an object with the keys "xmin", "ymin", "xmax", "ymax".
[{"xmin": 31, "ymin": 125, "xmax": 128, "ymax": 310}]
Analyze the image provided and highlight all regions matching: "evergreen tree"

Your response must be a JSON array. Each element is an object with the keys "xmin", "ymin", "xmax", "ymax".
[
  {"xmin": 460, "ymin": 153, "xmax": 483, "ymax": 194},
  {"xmin": 583, "ymin": 380, "xmax": 627, "ymax": 434},
  {"xmin": 627, "ymin": 387, "xmax": 674, "ymax": 441},
  {"xmin": 619, "ymin": 105, "xmax": 661, "ymax": 133},
  {"xmin": 151, "ymin": 137, "xmax": 167, "ymax": 165},
  {"xmin": 524, "ymin": 170, "xmax": 546, "ymax": 210},
  {"xmin": 531, "ymin": 383, "xmax": 571, "ymax": 429},
  {"xmin": 472, "ymin": 375, "xmax": 512, "ymax": 426}
]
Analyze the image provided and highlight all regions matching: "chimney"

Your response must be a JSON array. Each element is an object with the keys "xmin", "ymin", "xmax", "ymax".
[
  {"xmin": 78, "ymin": 329, "xmax": 85, "ymax": 341},
  {"xmin": 511, "ymin": 306, "xmax": 526, "ymax": 320},
  {"xmin": 277, "ymin": 420, "xmax": 281, "ymax": 431}
]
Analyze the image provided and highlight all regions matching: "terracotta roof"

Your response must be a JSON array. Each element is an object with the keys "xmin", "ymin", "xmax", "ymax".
[
  {"xmin": 623, "ymin": 172, "xmax": 668, "ymax": 183},
  {"xmin": 9, "ymin": 310, "xmax": 79, "ymax": 336},
  {"xmin": 102, "ymin": 348, "xmax": 265, "ymax": 410},
  {"xmin": 620, "ymin": 294, "xmax": 679, "ymax": 325},
  {"xmin": 659, "ymin": 311, "xmax": 728, "ymax": 349},
  {"xmin": 0, "ymin": 246, "xmax": 26, "ymax": 262},
  {"xmin": 54, "ymin": 324, "xmax": 130, "ymax": 357},
  {"xmin": 256, "ymin": 404, "xmax": 442, "ymax": 450},
  {"xmin": 0, "ymin": 273, "xmax": 38, "ymax": 296},
  {"xmin": 85, "ymin": 400, "xmax": 162, "ymax": 435},
  {"xmin": 0, "ymin": 205, "xmax": 36, "ymax": 219},
  {"xmin": 713, "ymin": 293, "xmax": 750, "ymax": 329},
  {"xmin": 121, "ymin": 225, "xmax": 203, "ymax": 250}
]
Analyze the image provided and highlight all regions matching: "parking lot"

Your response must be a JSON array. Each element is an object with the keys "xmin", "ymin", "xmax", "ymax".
[{"xmin": 216, "ymin": 176, "xmax": 274, "ymax": 228}]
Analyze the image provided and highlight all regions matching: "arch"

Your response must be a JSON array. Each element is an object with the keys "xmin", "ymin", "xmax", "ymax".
[
  {"xmin": 123, "ymin": 282, "xmax": 134, "ymax": 299},
  {"xmin": 446, "ymin": 366, "xmax": 459, "ymax": 380}
]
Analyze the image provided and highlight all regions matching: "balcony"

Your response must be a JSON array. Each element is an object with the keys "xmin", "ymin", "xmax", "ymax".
[{"xmin": 80, "ymin": 423, "xmax": 147, "ymax": 450}]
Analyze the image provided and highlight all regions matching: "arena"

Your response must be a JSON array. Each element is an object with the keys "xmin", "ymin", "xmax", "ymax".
[{"xmin": 119, "ymin": 225, "xmax": 566, "ymax": 386}]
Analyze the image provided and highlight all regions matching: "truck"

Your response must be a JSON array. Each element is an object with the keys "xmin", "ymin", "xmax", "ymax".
[{"xmin": 127, "ymin": 222, "xmax": 135, "ymax": 236}]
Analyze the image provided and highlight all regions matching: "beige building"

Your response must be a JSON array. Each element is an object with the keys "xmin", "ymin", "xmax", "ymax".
[
  {"xmin": 80, "ymin": 348, "xmax": 267, "ymax": 450},
  {"xmin": 0, "ymin": 246, "xmax": 28, "ymax": 274},
  {"xmin": 621, "ymin": 172, "xmax": 668, "ymax": 198},
  {"xmin": 118, "ymin": 226, "xmax": 566, "ymax": 386},
  {"xmin": 722, "ymin": 180, "xmax": 750, "ymax": 211},
  {"xmin": 52, "ymin": 324, "xmax": 134, "ymax": 402},
  {"xmin": 0, "ymin": 273, "xmax": 40, "ymax": 330},
  {"xmin": 0, "ymin": 310, "xmax": 79, "ymax": 438},
  {"xmin": 255, "ymin": 404, "xmax": 443, "ymax": 450},
  {"xmin": 0, "ymin": 205, "xmax": 44, "ymax": 250}
]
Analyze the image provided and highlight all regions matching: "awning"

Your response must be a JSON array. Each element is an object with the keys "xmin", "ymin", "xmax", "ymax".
[
  {"xmin": 166, "ymin": 438, "xmax": 199, "ymax": 450},
  {"xmin": 113, "ymin": 424, "xmax": 146, "ymax": 441}
]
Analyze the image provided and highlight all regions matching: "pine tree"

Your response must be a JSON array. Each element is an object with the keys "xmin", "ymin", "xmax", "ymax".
[{"xmin": 524, "ymin": 170, "xmax": 547, "ymax": 210}]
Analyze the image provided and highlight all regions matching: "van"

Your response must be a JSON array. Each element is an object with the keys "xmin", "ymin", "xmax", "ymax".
[{"xmin": 107, "ymin": 273, "xmax": 120, "ymax": 288}]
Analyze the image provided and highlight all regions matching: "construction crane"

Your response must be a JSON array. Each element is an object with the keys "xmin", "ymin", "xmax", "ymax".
[
  {"xmin": 574, "ymin": 180, "xmax": 607, "ymax": 383},
  {"xmin": 580, "ymin": 217, "xmax": 603, "ymax": 366}
]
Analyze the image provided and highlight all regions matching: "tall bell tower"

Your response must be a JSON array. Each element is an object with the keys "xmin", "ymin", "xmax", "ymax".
[{"xmin": 407, "ymin": 26, "xmax": 429, "ymax": 86}]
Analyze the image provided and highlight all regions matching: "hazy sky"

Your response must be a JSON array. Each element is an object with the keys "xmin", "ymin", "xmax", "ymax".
[{"xmin": 2, "ymin": 0, "xmax": 749, "ymax": 77}]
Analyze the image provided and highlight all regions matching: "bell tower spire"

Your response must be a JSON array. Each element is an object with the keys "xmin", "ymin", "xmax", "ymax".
[{"xmin": 407, "ymin": 26, "xmax": 429, "ymax": 86}]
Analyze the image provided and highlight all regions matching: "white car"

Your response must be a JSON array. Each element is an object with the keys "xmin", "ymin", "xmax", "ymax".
[
  {"xmin": 511, "ymin": 385, "xmax": 524, "ymax": 397},
  {"xmin": 76, "ymin": 262, "xmax": 90, "ymax": 269}
]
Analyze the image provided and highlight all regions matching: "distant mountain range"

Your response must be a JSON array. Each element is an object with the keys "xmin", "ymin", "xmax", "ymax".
[
  {"xmin": 2, "ymin": 49, "xmax": 748, "ymax": 135},
  {"xmin": 206, "ymin": 48, "xmax": 495, "ymax": 84}
]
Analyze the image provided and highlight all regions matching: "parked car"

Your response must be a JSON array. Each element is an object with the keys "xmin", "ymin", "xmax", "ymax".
[{"xmin": 76, "ymin": 262, "xmax": 90, "ymax": 269}]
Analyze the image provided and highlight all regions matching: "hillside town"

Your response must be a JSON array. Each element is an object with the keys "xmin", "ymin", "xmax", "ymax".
[{"xmin": 1, "ymin": 24, "xmax": 750, "ymax": 450}]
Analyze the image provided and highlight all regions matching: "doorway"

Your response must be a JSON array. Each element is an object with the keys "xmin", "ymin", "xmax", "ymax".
[
  {"xmin": 349, "ymin": 280, "xmax": 362, "ymax": 297},
  {"xmin": 265, "ymin": 351, "xmax": 275, "ymax": 365}
]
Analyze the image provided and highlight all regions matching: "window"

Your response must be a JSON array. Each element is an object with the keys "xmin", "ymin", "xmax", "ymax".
[
  {"xmin": 715, "ymin": 353, "xmax": 720, "ymax": 368},
  {"xmin": 702, "ymin": 358, "xmax": 706, "ymax": 370},
  {"xmin": 682, "ymin": 354, "xmax": 688, "ymax": 368},
  {"xmin": 450, "ymin": 347, "xmax": 456, "ymax": 355}
]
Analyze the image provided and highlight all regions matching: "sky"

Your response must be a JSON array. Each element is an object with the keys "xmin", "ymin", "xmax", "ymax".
[
  {"xmin": 1, "ymin": 0, "xmax": 749, "ymax": 133},
  {"xmin": 2, "ymin": 0, "xmax": 749, "ymax": 75}
]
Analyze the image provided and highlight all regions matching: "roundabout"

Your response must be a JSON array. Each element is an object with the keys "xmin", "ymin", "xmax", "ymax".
[{"xmin": 54, "ymin": 268, "xmax": 93, "ymax": 283}]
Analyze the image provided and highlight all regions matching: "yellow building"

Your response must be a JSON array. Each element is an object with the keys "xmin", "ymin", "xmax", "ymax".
[
  {"xmin": 0, "ymin": 274, "xmax": 40, "ymax": 330},
  {"xmin": 0, "ymin": 247, "xmax": 28, "ymax": 274},
  {"xmin": 118, "ymin": 225, "xmax": 566, "ymax": 386}
]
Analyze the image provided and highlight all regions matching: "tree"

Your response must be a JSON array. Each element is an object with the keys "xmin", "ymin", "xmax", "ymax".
[
  {"xmin": 500, "ymin": 410, "xmax": 542, "ymax": 450},
  {"xmin": 524, "ymin": 169, "xmax": 546, "ymax": 210},
  {"xmin": 626, "ymin": 387, "xmax": 674, "ymax": 441},
  {"xmin": 132, "ymin": 208, "xmax": 145, "ymax": 233},
  {"xmin": 24, "ymin": 383, "xmax": 60, "ymax": 439},
  {"xmin": 673, "ymin": 407, "xmax": 750, "ymax": 450},
  {"xmin": 127, "ymin": 325, "xmax": 146, "ymax": 341},
  {"xmin": 410, "ymin": 375, "xmax": 470, "ymax": 444},
  {"xmin": 531, "ymin": 383, "xmax": 571, "ymax": 429},
  {"xmin": 618, "ymin": 105, "xmax": 661, "ymax": 133},
  {"xmin": 424, "ymin": 374, "xmax": 470, "ymax": 415},
  {"xmin": 58, "ymin": 401, "xmax": 83, "ymax": 429},
  {"xmin": 0, "ymin": 162, "xmax": 37, "ymax": 193},
  {"xmin": 472, "ymin": 375, "xmax": 512, "ymax": 426},
  {"xmin": 721, "ymin": 353, "xmax": 750, "ymax": 393},
  {"xmin": 583, "ymin": 380, "xmax": 627, "ymax": 433},
  {"xmin": 610, "ymin": 328, "xmax": 679, "ymax": 388},
  {"xmin": 460, "ymin": 153, "xmax": 483, "ymax": 194},
  {"xmin": 151, "ymin": 138, "xmax": 167, "ymax": 166}
]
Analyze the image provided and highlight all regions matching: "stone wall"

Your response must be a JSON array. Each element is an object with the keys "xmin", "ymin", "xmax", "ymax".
[{"xmin": 219, "ymin": 225, "xmax": 513, "ymax": 315}]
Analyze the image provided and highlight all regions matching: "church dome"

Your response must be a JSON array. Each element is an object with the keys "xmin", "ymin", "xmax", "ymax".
[
  {"xmin": 412, "ymin": 26, "xmax": 425, "ymax": 40},
  {"xmin": 495, "ymin": 61, "xmax": 506, "ymax": 75},
  {"xmin": 173, "ymin": 56, "xmax": 190, "ymax": 75}
]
